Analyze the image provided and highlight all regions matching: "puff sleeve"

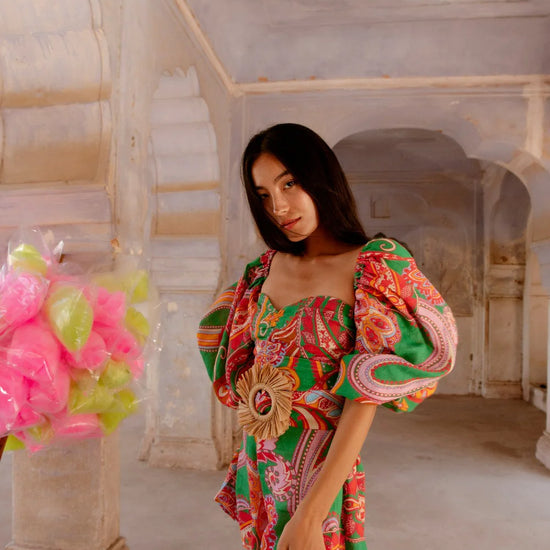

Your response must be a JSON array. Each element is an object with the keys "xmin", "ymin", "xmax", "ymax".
[
  {"xmin": 197, "ymin": 253, "xmax": 268, "ymax": 409},
  {"xmin": 331, "ymin": 239, "xmax": 458, "ymax": 412}
]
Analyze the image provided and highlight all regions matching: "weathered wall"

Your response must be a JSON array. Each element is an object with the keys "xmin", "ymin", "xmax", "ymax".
[
  {"xmin": 0, "ymin": 0, "xmax": 114, "ymax": 264},
  {"xmin": 110, "ymin": 0, "xmax": 232, "ymax": 468}
]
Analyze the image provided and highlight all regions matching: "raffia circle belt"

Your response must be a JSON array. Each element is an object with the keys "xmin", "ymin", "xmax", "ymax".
[{"xmin": 236, "ymin": 362, "xmax": 293, "ymax": 441}]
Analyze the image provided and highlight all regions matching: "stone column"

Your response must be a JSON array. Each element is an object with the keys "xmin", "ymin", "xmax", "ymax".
[
  {"xmin": 534, "ymin": 240, "xmax": 550, "ymax": 469},
  {"xmin": 7, "ymin": 435, "xmax": 127, "ymax": 550}
]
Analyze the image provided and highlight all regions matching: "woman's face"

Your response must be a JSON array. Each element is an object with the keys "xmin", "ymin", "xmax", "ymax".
[{"xmin": 251, "ymin": 153, "xmax": 320, "ymax": 242}]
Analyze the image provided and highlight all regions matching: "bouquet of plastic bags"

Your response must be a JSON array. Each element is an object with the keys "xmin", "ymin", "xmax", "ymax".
[{"xmin": 0, "ymin": 229, "xmax": 152, "ymax": 453}]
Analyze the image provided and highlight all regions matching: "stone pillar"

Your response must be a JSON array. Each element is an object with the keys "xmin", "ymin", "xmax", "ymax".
[
  {"xmin": 7, "ymin": 435, "xmax": 127, "ymax": 550},
  {"xmin": 534, "ymin": 239, "xmax": 550, "ymax": 469},
  {"xmin": 141, "ymin": 68, "xmax": 229, "ymax": 470}
]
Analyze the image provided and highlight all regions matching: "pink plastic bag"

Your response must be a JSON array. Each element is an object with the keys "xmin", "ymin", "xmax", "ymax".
[{"xmin": 0, "ymin": 228, "xmax": 154, "ymax": 452}]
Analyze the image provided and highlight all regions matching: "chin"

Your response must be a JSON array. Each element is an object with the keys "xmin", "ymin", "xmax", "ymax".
[{"xmin": 285, "ymin": 233, "xmax": 309, "ymax": 242}]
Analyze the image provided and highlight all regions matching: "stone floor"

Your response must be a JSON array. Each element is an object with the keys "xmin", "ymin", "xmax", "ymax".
[{"xmin": 1, "ymin": 396, "xmax": 549, "ymax": 549}]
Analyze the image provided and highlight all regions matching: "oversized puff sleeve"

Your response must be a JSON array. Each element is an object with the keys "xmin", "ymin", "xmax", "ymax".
[
  {"xmin": 331, "ymin": 238, "xmax": 458, "ymax": 412},
  {"xmin": 197, "ymin": 252, "xmax": 271, "ymax": 409}
]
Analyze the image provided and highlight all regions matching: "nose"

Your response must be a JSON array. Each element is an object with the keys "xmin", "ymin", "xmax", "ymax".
[{"xmin": 271, "ymin": 194, "xmax": 289, "ymax": 215}]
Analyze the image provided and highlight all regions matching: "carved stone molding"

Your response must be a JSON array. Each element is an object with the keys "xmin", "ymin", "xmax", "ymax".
[
  {"xmin": 0, "ymin": 0, "xmax": 113, "ymax": 262},
  {"xmin": 144, "ymin": 66, "xmax": 228, "ymax": 469}
]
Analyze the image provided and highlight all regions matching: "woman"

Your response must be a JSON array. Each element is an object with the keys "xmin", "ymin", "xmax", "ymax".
[{"xmin": 198, "ymin": 123, "xmax": 457, "ymax": 549}]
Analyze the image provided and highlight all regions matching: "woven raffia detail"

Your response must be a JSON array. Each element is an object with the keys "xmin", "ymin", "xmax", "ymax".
[{"xmin": 236, "ymin": 362, "xmax": 293, "ymax": 441}]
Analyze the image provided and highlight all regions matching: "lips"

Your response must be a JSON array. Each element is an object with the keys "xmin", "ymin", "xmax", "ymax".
[{"xmin": 280, "ymin": 217, "xmax": 300, "ymax": 230}]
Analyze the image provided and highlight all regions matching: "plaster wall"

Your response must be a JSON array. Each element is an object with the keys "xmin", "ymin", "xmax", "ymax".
[
  {"xmin": 113, "ymin": 0, "xmax": 231, "ymax": 254},
  {"xmin": 185, "ymin": 0, "xmax": 550, "ymax": 81},
  {"xmin": 0, "ymin": 0, "xmax": 115, "ymax": 264}
]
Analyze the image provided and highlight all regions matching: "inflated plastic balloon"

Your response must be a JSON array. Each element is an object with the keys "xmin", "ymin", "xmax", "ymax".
[
  {"xmin": 99, "ymin": 389, "xmax": 138, "ymax": 435},
  {"xmin": 0, "ymin": 271, "xmax": 49, "ymax": 337},
  {"xmin": 68, "ymin": 383, "xmax": 114, "ymax": 415},
  {"xmin": 99, "ymin": 359, "xmax": 132, "ymax": 389},
  {"xmin": 7, "ymin": 321, "xmax": 61, "ymax": 382},
  {"xmin": 125, "ymin": 307, "xmax": 150, "ymax": 344},
  {"xmin": 45, "ymin": 284, "xmax": 93, "ymax": 352},
  {"xmin": 51, "ymin": 412, "xmax": 102, "ymax": 439},
  {"xmin": 93, "ymin": 287, "xmax": 126, "ymax": 327},
  {"xmin": 64, "ymin": 331, "xmax": 108, "ymax": 371},
  {"xmin": 27, "ymin": 364, "xmax": 71, "ymax": 414},
  {"xmin": 8, "ymin": 243, "xmax": 48, "ymax": 275}
]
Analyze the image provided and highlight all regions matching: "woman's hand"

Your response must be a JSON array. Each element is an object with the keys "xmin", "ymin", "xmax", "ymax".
[{"xmin": 277, "ymin": 508, "xmax": 325, "ymax": 550}]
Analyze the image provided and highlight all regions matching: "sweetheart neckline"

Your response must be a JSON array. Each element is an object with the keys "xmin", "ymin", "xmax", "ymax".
[{"xmin": 259, "ymin": 292, "xmax": 353, "ymax": 312}]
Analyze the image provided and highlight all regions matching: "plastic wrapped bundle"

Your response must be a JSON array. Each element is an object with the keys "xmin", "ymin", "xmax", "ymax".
[{"xmin": 0, "ymin": 229, "xmax": 154, "ymax": 453}]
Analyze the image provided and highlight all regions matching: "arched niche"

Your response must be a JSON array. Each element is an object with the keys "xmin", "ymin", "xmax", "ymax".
[{"xmin": 333, "ymin": 127, "xmax": 535, "ymax": 400}]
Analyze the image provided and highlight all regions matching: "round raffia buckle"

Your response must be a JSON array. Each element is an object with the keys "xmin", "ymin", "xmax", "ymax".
[{"xmin": 236, "ymin": 362, "xmax": 293, "ymax": 440}]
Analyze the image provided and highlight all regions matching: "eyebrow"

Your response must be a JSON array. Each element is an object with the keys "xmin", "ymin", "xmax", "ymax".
[{"xmin": 254, "ymin": 169, "xmax": 291, "ymax": 189}]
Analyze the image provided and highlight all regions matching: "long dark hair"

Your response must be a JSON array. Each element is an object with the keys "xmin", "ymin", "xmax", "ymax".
[{"xmin": 241, "ymin": 123, "xmax": 368, "ymax": 254}]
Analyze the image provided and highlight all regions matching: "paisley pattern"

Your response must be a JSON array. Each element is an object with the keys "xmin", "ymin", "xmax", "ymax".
[{"xmin": 198, "ymin": 238, "xmax": 457, "ymax": 549}]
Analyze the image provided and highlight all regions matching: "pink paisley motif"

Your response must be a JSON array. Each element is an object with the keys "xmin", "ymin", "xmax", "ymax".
[
  {"xmin": 322, "ymin": 513, "xmax": 340, "ymax": 533},
  {"xmin": 254, "ymin": 339, "xmax": 287, "ymax": 369},
  {"xmin": 265, "ymin": 457, "xmax": 297, "ymax": 501},
  {"xmin": 240, "ymin": 522, "xmax": 259, "ymax": 550}
]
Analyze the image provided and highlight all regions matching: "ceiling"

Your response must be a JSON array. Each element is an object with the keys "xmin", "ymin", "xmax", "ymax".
[{"xmin": 179, "ymin": 0, "xmax": 550, "ymax": 83}]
